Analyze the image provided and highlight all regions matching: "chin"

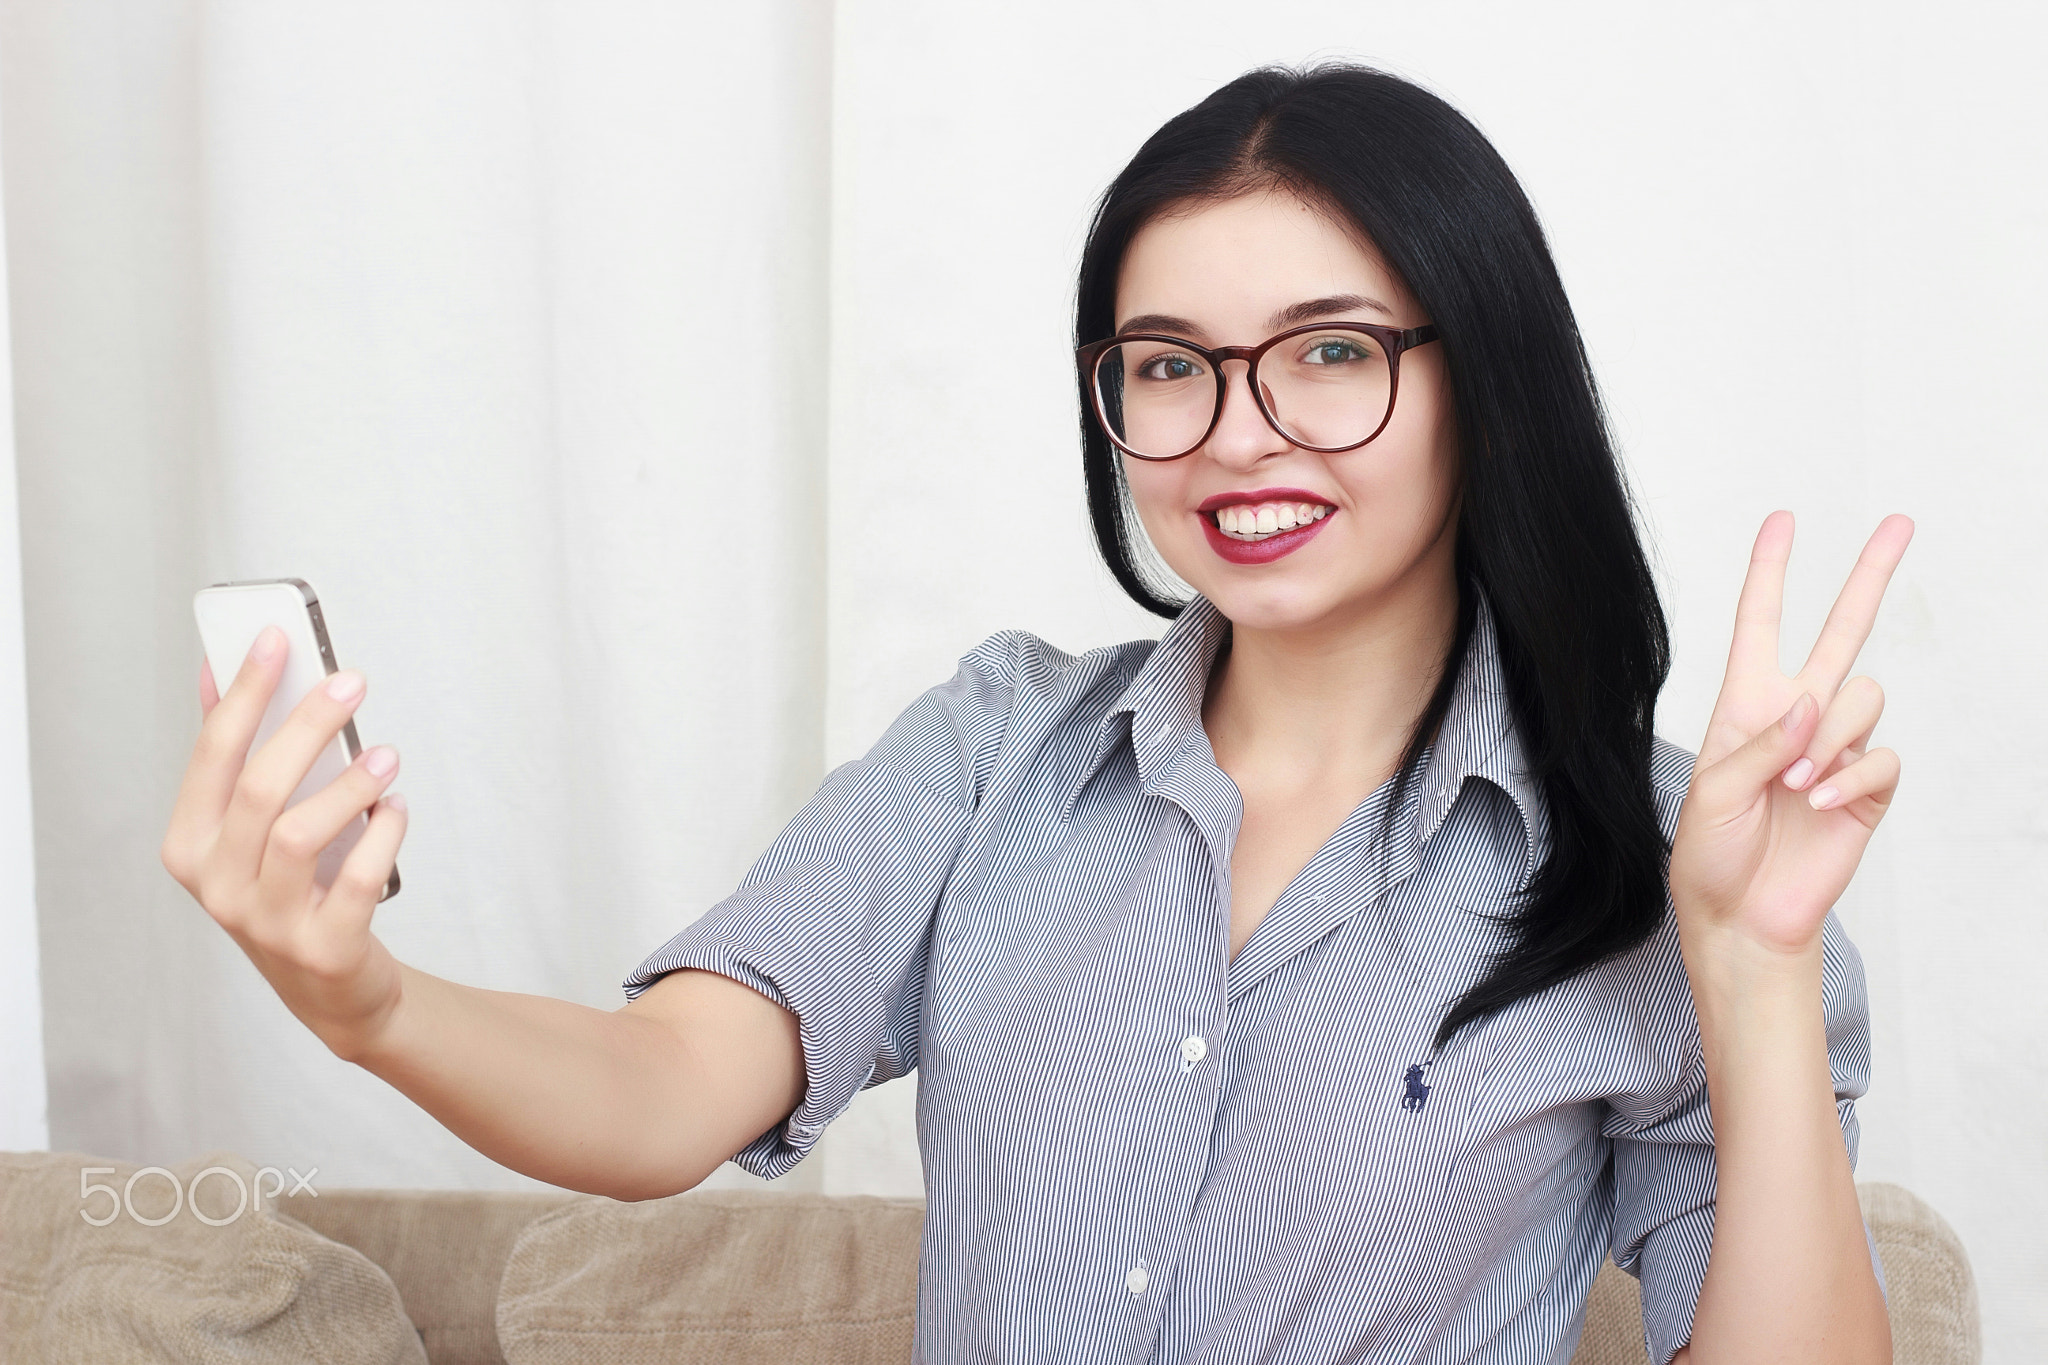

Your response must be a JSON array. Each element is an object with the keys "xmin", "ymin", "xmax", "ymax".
[{"xmin": 1187, "ymin": 574, "xmax": 1360, "ymax": 634}]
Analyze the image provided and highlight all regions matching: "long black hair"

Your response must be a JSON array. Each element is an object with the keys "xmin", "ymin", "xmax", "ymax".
[{"xmin": 1075, "ymin": 62, "xmax": 1672, "ymax": 1050}]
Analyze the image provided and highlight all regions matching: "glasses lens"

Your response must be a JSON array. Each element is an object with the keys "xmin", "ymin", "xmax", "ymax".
[
  {"xmin": 1257, "ymin": 327, "xmax": 1394, "ymax": 450},
  {"xmin": 1094, "ymin": 340, "xmax": 1215, "ymax": 459}
]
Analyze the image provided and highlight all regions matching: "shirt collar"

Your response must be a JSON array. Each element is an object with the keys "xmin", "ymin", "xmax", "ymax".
[
  {"xmin": 1065, "ymin": 592, "xmax": 1544, "ymax": 878},
  {"xmin": 1410, "ymin": 594, "xmax": 1545, "ymax": 877}
]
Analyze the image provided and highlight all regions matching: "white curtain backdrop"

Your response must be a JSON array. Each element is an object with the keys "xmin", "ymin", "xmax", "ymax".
[
  {"xmin": 0, "ymin": 81, "xmax": 44, "ymax": 1153},
  {"xmin": 5, "ymin": 1, "xmax": 2042, "ymax": 1355},
  {"xmin": 2, "ymin": 0, "xmax": 830, "ymax": 1191}
]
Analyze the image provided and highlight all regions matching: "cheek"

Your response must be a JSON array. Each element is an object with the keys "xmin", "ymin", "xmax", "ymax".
[
  {"xmin": 1378, "ymin": 374, "xmax": 1460, "ymax": 522},
  {"xmin": 1122, "ymin": 461, "xmax": 1190, "ymax": 537},
  {"xmin": 1325, "ymin": 416, "xmax": 1459, "ymax": 561},
  {"xmin": 1398, "ymin": 444, "xmax": 1461, "ymax": 545},
  {"xmin": 1414, "ymin": 426, "xmax": 1461, "ymax": 522}
]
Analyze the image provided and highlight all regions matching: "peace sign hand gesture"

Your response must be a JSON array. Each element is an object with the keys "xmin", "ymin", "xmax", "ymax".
[{"xmin": 1669, "ymin": 512, "xmax": 1915, "ymax": 963}]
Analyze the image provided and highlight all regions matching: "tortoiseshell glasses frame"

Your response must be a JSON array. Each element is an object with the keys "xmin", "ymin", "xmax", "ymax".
[{"xmin": 1076, "ymin": 320, "xmax": 1440, "ymax": 461}]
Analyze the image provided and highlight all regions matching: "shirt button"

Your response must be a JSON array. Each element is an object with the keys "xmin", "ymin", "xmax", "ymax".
[
  {"xmin": 1126, "ymin": 1263, "xmax": 1149, "ymax": 1295},
  {"xmin": 1181, "ymin": 1035, "xmax": 1207, "ymax": 1065}
]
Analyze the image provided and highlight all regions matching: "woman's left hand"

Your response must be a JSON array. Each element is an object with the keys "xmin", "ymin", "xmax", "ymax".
[{"xmin": 1669, "ymin": 511, "xmax": 1914, "ymax": 962}]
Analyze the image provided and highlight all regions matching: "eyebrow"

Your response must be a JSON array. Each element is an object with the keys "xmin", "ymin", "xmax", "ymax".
[{"xmin": 1114, "ymin": 292, "xmax": 1394, "ymax": 340}]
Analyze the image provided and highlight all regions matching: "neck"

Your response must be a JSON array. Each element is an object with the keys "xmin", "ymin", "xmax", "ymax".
[{"xmin": 1201, "ymin": 561, "xmax": 1461, "ymax": 798}]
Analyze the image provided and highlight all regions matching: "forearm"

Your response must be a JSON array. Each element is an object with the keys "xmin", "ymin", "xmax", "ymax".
[
  {"xmin": 1679, "ymin": 937, "xmax": 1889, "ymax": 1365},
  {"xmin": 341, "ymin": 962, "xmax": 739, "ymax": 1201}
]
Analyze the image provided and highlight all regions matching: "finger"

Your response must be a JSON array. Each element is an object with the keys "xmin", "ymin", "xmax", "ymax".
[
  {"xmin": 1781, "ymin": 676, "xmax": 1884, "ymax": 792},
  {"xmin": 314, "ymin": 792, "xmax": 409, "ymax": 939},
  {"xmin": 1724, "ymin": 511, "xmax": 1794, "ymax": 683},
  {"xmin": 1807, "ymin": 747, "xmax": 1901, "ymax": 823},
  {"xmin": 200, "ymin": 657, "xmax": 220, "ymax": 716},
  {"xmin": 1694, "ymin": 691, "xmax": 1819, "ymax": 810},
  {"xmin": 164, "ymin": 627, "xmax": 288, "ymax": 882},
  {"xmin": 1797, "ymin": 514, "xmax": 1915, "ymax": 695},
  {"xmin": 257, "ymin": 744, "xmax": 401, "ymax": 911},
  {"xmin": 212, "ymin": 668, "xmax": 369, "ymax": 886}
]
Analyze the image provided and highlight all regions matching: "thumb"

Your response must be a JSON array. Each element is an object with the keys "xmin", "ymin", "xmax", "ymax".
[{"xmin": 1696, "ymin": 693, "xmax": 1817, "ymax": 808}]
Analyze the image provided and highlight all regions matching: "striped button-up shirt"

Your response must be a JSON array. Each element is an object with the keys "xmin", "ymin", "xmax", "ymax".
[{"xmin": 626, "ymin": 595, "xmax": 1873, "ymax": 1365}]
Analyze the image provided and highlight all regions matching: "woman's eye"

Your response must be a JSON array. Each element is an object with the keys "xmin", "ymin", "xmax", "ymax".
[
  {"xmin": 1301, "ymin": 338, "xmax": 1374, "ymax": 365},
  {"xmin": 1138, "ymin": 354, "xmax": 1202, "ymax": 382}
]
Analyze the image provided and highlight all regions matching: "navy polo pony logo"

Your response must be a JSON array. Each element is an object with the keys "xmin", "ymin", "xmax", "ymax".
[{"xmin": 1401, "ymin": 1062, "xmax": 1432, "ymax": 1112}]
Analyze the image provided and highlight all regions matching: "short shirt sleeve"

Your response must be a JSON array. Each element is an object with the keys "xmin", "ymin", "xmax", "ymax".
[
  {"xmin": 622, "ymin": 633, "xmax": 1026, "ymax": 1178},
  {"xmin": 1604, "ymin": 908, "xmax": 1882, "ymax": 1365}
]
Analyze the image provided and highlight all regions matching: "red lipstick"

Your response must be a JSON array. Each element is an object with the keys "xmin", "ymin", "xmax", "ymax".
[{"xmin": 1196, "ymin": 487, "xmax": 1338, "ymax": 565}]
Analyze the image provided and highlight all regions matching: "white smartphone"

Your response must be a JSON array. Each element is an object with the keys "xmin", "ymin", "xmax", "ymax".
[{"xmin": 192, "ymin": 578, "xmax": 400, "ymax": 902}]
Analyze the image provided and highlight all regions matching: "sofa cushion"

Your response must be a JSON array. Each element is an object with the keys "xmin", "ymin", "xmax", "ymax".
[
  {"xmin": 486, "ymin": 1181, "xmax": 1980, "ymax": 1365},
  {"xmin": 282, "ymin": 1187, "xmax": 575, "ymax": 1365},
  {"xmin": 0, "ymin": 1149, "xmax": 425, "ymax": 1365},
  {"xmin": 495, "ymin": 1190, "xmax": 922, "ymax": 1365},
  {"xmin": 1570, "ymin": 1260, "xmax": 1651, "ymax": 1365}
]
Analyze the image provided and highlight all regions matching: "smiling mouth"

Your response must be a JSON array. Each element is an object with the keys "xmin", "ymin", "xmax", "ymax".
[{"xmin": 1205, "ymin": 499, "xmax": 1335, "ymax": 542}]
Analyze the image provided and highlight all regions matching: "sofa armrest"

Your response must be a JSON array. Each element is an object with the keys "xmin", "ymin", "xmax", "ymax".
[{"xmin": 1859, "ymin": 1181, "xmax": 1981, "ymax": 1365}]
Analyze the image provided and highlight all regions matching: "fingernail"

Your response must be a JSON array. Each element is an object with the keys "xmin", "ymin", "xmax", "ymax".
[
  {"xmin": 1782, "ymin": 694, "xmax": 1813, "ymax": 732},
  {"xmin": 252, "ymin": 625, "xmax": 283, "ymax": 661},
  {"xmin": 1810, "ymin": 784, "xmax": 1841, "ymax": 810},
  {"xmin": 382, "ymin": 792, "xmax": 406, "ymax": 813},
  {"xmin": 325, "ymin": 670, "xmax": 365, "ymax": 702},
  {"xmin": 1782, "ymin": 758, "xmax": 1814, "ymax": 790},
  {"xmin": 363, "ymin": 745, "xmax": 397, "ymax": 777}
]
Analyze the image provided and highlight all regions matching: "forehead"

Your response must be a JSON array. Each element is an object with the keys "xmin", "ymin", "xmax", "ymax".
[{"xmin": 1115, "ymin": 189, "xmax": 1411, "ymax": 335}]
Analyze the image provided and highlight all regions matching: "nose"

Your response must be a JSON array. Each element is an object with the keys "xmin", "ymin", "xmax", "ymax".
[{"xmin": 1203, "ymin": 358, "xmax": 1288, "ymax": 470}]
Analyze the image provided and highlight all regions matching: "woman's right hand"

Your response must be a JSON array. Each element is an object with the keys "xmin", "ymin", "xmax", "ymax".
[
  {"xmin": 160, "ymin": 625, "xmax": 411, "ymax": 1060},
  {"xmin": 157, "ymin": 627, "xmax": 801, "ymax": 1199}
]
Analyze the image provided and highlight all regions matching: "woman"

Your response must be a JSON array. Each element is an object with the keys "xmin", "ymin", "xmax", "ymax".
[{"xmin": 162, "ymin": 63, "xmax": 1904, "ymax": 1364}]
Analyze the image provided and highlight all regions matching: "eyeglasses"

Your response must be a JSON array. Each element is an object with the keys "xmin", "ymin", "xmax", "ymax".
[{"xmin": 1077, "ymin": 321, "xmax": 1440, "ymax": 461}]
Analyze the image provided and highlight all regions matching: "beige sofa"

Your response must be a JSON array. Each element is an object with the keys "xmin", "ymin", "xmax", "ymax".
[{"xmin": 0, "ymin": 1151, "xmax": 1981, "ymax": 1364}]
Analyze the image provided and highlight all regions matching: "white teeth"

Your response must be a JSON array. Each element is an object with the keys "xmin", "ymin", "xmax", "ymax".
[{"xmin": 1212, "ymin": 500, "xmax": 1335, "ymax": 541}]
